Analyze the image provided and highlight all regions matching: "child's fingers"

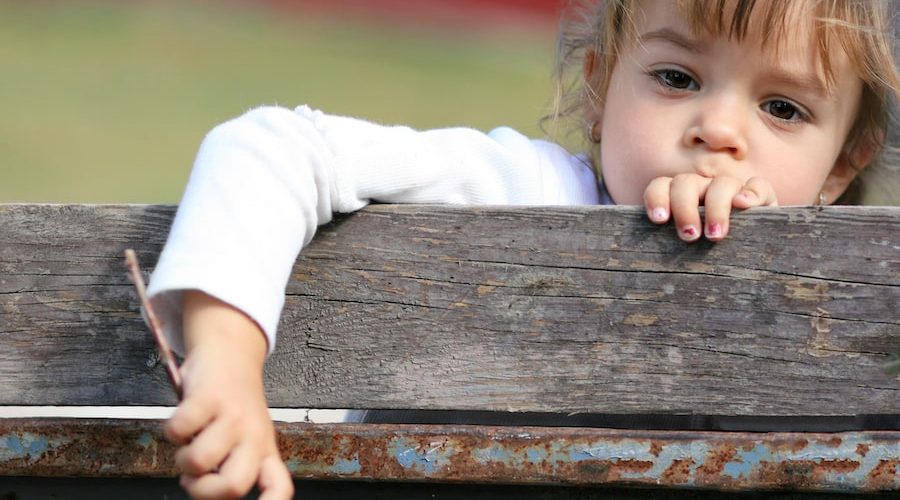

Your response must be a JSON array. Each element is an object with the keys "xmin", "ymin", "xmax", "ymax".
[
  {"xmin": 165, "ymin": 396, "xmax": 216, "ymax": 445},
  {"xmin": 178, "ymin": 474, "xmax": 220, "ymax": 500},
  {"xmin": 217, "ymin": 444, "xmax": 262, "ymax": 496},
  {"xmin": 180, "ymin": 473, "xmax": 246, "ymax": 500},
  {"xmin": 701, "ymin": 175, "xmax": 743, "ymax": 241},
  {"xmin": 643, "ymin": 177, "xmax": 673, "ymax": 224},
  {"xmin": 174, "ymin": 416, "xmax": 240, "ymax": 476},
  {"xmin": 180, "ymin": 445, "xmax": 259, "ymax": 499},
  {"xmin": 257, "ymin": 454, "xmax": 295, "ymax": 500},
  {"xmin": 733, "ymin": 176, "xmax": 779, "ymax": 208},
  {"xmin": 669, "ymin": 173, "xmax": 711, "ymax": 242}
]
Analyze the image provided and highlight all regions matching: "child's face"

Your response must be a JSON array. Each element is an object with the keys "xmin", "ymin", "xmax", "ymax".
[{"xmin": 596, "ymin": 0, "xmax": 864, "ymax": 205}]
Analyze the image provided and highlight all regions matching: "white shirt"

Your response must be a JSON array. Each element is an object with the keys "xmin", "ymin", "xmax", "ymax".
[{"xmin": 147, "ymin": 105, "xmax": 604, "ymax": 355}]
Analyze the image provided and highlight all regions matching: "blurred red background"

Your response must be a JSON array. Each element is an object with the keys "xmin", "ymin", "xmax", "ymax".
[{"xmin": 257, "ymin": 0, "xmax": 565, "ymax": 30}]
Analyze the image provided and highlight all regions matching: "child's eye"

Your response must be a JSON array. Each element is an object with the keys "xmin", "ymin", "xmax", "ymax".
[
  {"xmin": 762, "ymin": 100, "xmax": 808, "ymax": 122},
  {"xmin": 651, "ymin": 69, "xmax": 699, "ymax": 91}
]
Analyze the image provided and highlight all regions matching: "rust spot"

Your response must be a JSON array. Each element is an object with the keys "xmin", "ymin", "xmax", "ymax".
[
  {"xmin": 661, "ymin": 458, "xmax": 694, "ymax": 485},
  {"xmin": 741, "ymin": 441, "xmax": 759, "ymax": 452},
  {"xmin": 618, "ymin": 459, "xmax": 653, "ymax": 473},
  {"xmin": 868, "ymin": 459, "xmax": 899, "ymax": 490},
  {"xmin": 783, "ymin": 461, "xmax": 815, "ymax": 475},
  {"xmin": 697, "ymin": 445, "xmax": 737, "ymax": 477},
  {"xmin": 769, "ymin": 439, "xmax": 808, "ymax": 454},
  {"xmin": 649, "ymin": 441, "xmax": 663, "ymax": 457},
  {"xmin": 856, "ymin": 443, "xmax": 869, "ymax": 457},
  {"xmin": 778, "ymin": 461, "xmax": 815, "ymax": 480},
  {"xmin": 576, "ymin": 460, "xmax": 612, "ymax": 478},
  {"xmin": 818, "ymin": 459, "xmax": 859, "ymax": 473},
  {"xmin": 819, "ymin": 437, "xmax": 843, "ymax": 448},
  {"xmin": 790, "ymin": 439, "xmax": 809, "ymax": 453},
  {"xmin": 757, "ymin": 461, "xmax": 816, "ymax": 490}
]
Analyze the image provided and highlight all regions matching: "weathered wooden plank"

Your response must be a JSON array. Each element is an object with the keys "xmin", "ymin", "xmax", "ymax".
[
  {"xmin": 0, "ymin": 205, "xmax": 174, "ymax": 406},
  {"xmin": 1, "ymin": 419, "xmax": 897, "ymax": 492},
  {"xmin": 1, "ymin": 204, "xmax": 898, "ymax": 414}
]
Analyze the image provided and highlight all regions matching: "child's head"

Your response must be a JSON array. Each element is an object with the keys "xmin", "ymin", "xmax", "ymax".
[{"xmin": 551, "ymin": 0, "xmax": 900, "ymax": 205}]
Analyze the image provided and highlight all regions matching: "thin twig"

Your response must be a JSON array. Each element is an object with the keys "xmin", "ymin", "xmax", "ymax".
[{"xmin": 124, "ymin": 249, "xmax": 183, "ymax": 400}]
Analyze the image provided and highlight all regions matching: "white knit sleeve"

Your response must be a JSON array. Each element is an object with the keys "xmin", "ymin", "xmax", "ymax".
[{"xmin": 146, "ymin": 105, "xmax": 598, "ymax": 355}]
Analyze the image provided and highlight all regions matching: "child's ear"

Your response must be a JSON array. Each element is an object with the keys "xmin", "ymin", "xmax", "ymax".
[
  {"xmin": 583, "ymin": 49, "xmax": 604, "ymax": 123},
  {"xmin": 822, "ymin": 133, "xmax": 879, "ymax": 202},
  {"xmin": 584, "ymin": 49, "xmax": 597, "ymax": 81}
]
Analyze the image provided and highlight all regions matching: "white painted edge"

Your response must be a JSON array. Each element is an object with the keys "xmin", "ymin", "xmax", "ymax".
[{"xmin": 0, "ymin": 407, "xmax": 352, "ymax": 423}]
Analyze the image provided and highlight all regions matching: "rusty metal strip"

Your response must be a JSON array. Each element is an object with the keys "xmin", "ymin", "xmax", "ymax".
[{"xmin": 1, "ymin": 418, "xmax": 897, "ymax": 492}]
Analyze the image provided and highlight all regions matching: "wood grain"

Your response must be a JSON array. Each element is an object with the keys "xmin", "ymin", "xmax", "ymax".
[{"xmin": 1, "ymin": 204, "xmax": 897, "ymax": 415}]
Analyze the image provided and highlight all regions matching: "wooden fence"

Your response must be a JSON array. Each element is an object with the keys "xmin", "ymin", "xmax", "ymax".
[{"xmin": 1, "ymin": 204, "xmax": 897, "ymax": 497}]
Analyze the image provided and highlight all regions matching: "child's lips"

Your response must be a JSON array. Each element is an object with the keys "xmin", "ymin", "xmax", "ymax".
[
  {"xmin": 691, "ymin": 161, "xmax": 719, "ymax": 178},
  {"xmin": 682, "ymin": 157, "xmax": 747, "ymax": 181}
]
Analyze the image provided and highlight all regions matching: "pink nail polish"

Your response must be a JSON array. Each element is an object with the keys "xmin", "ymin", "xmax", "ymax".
[
  {"xmin": 652, "ymin": 208, "xmax": 667, "ymax": 221},
  {"xmin": 682, "ymin": 226, "xmax": 698, "ymax": 239},
  {"xmin": 707, "ymin": 223, "xmax": 722, "ymax": 237}
]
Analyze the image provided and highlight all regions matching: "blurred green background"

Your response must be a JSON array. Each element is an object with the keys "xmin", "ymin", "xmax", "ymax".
[{"xmin": 1, "ymin": 0, "xmax": 559, "ymax": 202}]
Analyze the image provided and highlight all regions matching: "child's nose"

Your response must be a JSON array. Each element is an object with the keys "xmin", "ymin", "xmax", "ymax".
[{"xmin": 683, "ymin": 104, "xmax": 748, "ymax": 160}]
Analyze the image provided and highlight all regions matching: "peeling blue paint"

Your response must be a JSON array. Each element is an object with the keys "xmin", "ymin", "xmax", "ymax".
[
  {"xmin": 1, "ymin": 434, "xmax": 50, "ymax": 462},
  {"xmin": 389, "ymin": 437, "xmax": 453, "ymax": 474},
  {"xmin": 331, "ymin": 457, "xmax": 361, "ymax": 475},
  {"xmin": 285, "ymin": 434, "xmax": 361, "ymax": 476},
  {"xmin": 5, "ymin": 437, "xmax": 23, "ymax": 455},
  {"xmin": 526, "ymin": 446, "xmax": 547, "ymax": 464},
  {"xmin": 16, "ymin": 435, "xmax": 47, "ymax": 456},
  {"xmin": 571, "ymin": 447, "xmax": 615, "ymax": 462},
  {"xmin": 779, "ymin": 434, "xmax": 888, "ymax": 487},
  {"xmin": 474, "ymin": 443, "xmax": 515, "ymax": 465},
  {"xmin": 135, "ymin": 432, "xmax": 154, "ymax": 449},
  {"xmin": 723, "ymin": 461, "xmax": 746, "ymax": 480},
  {"xmin": 724, "ymin": 443, "xmax": 770, "ymax": 480},
  {"xmin": 569, "ymin": 440, "xmax": 654, "ymax": 463},
  {"xmin": 639, "ymin": 441, "xmax": 711, "ymax": 486}
]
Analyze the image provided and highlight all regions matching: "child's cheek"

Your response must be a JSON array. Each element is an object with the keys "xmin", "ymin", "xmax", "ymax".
[
  {"xmin": 754, "ymin": 154, "xmax": 832, "ymax": 205},
  {"xmin": 600, "ymin": 123, "xmax": 669, "ymax": 205}
]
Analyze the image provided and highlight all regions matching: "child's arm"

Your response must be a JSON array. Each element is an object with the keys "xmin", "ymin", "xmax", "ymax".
[
  {"xmin": 643, "ymin": 173, "xmax": 779, "ymax": 241},
  {"xmin": 165, "ymin": 290, "xmax": 293, "ymax": 499},
  {"xmin": 147, "ymin": 105, "xmax": 598, "ymax": 498}
]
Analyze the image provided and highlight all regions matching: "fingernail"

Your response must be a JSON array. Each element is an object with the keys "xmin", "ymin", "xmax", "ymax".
[
  {"xmin": 652, "ymin": 207, "xmax": 668, "ymax": 221},
  {"xmin": 706, "ymin": 223, "xmax": 722, "ymax": 238},
  {"xmin": 682, "ymin": 225, "xmax": 699, "ymax": 240},
  {"xmin": 738, "ymin": 191, "xmax": 756, "ymax": 201}
]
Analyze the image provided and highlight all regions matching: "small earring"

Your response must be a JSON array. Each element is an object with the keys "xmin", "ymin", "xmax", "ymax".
[
  {"xmin": 816, "ymin": 192, "xmax": 827, "ymax": 206},
  {"xmin": 587, "ymin": 121, "xmax": 601, "ymax": 144}
]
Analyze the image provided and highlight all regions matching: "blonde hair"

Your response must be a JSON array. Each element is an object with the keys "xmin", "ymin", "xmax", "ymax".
[{"xmin": 548, "ymin": 0, "xmax": 900, "ymax": 204}]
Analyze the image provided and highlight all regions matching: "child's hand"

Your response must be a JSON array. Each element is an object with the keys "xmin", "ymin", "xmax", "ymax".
[
  {"xmin": 165, "ymin": 291, "xmax": 294, "ymax": 500},
  {"xmin": 643, "ymin": 173, "xmax": 778, "ymax": 242}
]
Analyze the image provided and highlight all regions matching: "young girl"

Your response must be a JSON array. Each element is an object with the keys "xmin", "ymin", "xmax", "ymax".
[{"xmin": 146, "ymin": 0, "xmax": 900, "ymax": 498}]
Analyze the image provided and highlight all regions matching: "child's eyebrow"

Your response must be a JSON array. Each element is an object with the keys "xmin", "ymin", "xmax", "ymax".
[
  {"xmin": 639, "ymin": 28, "xmax": 705, "ymax": 54},
  {"xmin": 762, "ymin": 69, "xmax": 830, "ymax": 99},
  {"xmin": 640, "ymin": 28, "xmax": 831, "ymax": 100}
]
